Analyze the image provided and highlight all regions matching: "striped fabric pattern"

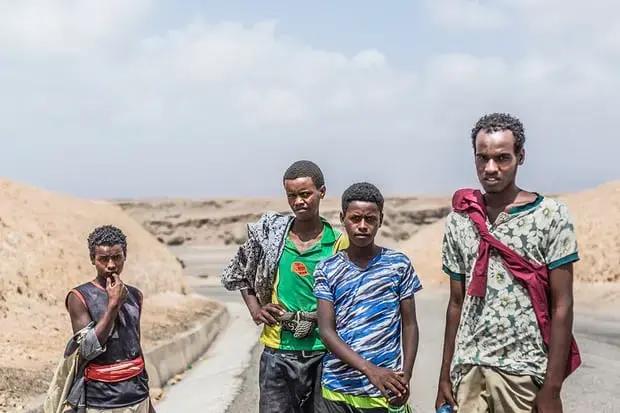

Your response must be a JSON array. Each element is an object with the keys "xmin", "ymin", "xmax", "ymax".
[{"xmin": 314, "ymin": 248, "xmax": 422, "ymax": 397}]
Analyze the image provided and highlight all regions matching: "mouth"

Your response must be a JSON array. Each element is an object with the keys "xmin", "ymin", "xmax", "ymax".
[
  {"xmin": 353, "ymin": 233, "xmax": 371, "ymax": 238},
  {"xmin": 483, "ymin": 177, "xmax": 501, "ymax": 184}
]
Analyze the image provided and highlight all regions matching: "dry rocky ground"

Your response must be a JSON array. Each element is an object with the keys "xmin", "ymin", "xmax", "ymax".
[
  {"xmin": 0, "ymin": 180, "xmax": 217, "ymax": 412},
  {"xmin": 116, "ymin": 195, "xmax": 452, "ymax": 250}
]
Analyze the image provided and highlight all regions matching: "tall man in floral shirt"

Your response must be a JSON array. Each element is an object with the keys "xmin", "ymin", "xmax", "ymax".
[{"xmin": 435, "ymin": 113, "xmax": 580, "ymax": 413}]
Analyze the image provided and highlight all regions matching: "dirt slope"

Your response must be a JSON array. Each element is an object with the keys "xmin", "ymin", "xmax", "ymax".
[
  {"xmin": 116, "ymin": 195, "xmax": 452, "ymax": 249},
  {"xmin": 0, "ymin": 180, "xmax": 216, "ymax": 412},
  {"xmin": 403, "ymin": 181, "xmax": 620, "ymax": 289}
]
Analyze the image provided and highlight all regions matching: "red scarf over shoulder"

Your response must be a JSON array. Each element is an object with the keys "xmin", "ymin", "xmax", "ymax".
[{"xmin": 452, "ymin": 188, "xmax": 581, "ymax": 378}]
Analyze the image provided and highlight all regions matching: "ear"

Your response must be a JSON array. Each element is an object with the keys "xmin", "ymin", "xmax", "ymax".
[
  {"xmin": 318, "ymin": 185, "xmax": 326, "ymax": 199},
  {"xmin": 339, "ymin": 211, "xmax": 345, "ymax": 225},
  {"xmin": 518, "ymin": 149, "xmax": 525, "ymax": 165},
  {"xmin": 379, "ymin": 212, "xmax": 384, "ymax": 227},
  {"xmin": 90, "ymin": 257, "xmax": 96, "ymax": 265}
]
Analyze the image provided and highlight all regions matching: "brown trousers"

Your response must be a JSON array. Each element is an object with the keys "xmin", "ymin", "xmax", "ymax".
[
  {"xmin": 456, "ymin": 366, "xmax": 539, "ymax": 413},
  {"xmin": 85, "ymin": 398, "xmax": 150, "ymax": 413}
]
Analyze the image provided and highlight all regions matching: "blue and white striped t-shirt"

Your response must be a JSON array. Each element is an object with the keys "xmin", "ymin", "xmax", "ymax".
[{"xmin": 313, "ymin": 248, "xmax": 422, "ymax": 397}]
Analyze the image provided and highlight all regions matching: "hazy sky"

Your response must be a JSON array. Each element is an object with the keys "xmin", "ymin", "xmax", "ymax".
[{"xmin": 1, "ymin": 1, "xmax": 619, "ymax": 199}]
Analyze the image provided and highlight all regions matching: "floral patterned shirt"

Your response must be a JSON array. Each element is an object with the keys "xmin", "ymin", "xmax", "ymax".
[{"xmin": 441, "ymin": 194, "xmax": 579, "ymax": 389}]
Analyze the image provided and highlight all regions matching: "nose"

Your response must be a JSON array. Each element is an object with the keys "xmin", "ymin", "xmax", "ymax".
[
  {"xmin": 484, "ymin": 159, "xmax": 499, "ymax": 174},
  {"xmin": 358, "ymin": 219, "xmax": 369, "ymax": 232},
  {"xmin": 106, "ymin": 259, "xmax": 116, "ymax": 270},
  {"xmin": 294, "ymin": 196, "xmax": 306, "ymax": 207}
]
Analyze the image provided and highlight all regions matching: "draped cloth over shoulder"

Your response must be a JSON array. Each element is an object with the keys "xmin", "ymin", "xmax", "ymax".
[
  {"xmin": 451, "ymin": 188, "xmax": 581, "ymax": 378},
  {"xmin": 44, "ymin": 321, "xmax": 104, "ymax": 413}
]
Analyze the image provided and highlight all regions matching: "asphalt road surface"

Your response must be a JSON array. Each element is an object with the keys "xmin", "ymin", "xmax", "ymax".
[{"xmin": 175, "ymin": 245, "xmax": 620, "ymax": 413}]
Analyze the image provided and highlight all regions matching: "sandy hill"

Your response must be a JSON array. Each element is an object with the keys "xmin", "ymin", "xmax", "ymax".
[
  {"xmin": 0, "ymin": 180, "xmax": 216, "ymax": 412},
  {"xmin": 403, "ymin": 181, "xmax": 620, "ymax": 296},
  {"xmin": 116, "ymin": 195, "xmax": 452, "ymax": 249}
]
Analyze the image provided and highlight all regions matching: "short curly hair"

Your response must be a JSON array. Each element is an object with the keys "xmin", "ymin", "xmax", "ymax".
[
  {"xmin": 282, "ymin": 160, "xmax": 325, "ymax": 188},
  {"xmin": 471, "ymin": 112, "xmax": 525, "ymax": 154},
  {"xmin": 341, "ymin": 182, "xmax": 384, "ymax": 213},
  {"xmin": 87, "ymin": 225, "xmax": 127, "ymax": 259}
]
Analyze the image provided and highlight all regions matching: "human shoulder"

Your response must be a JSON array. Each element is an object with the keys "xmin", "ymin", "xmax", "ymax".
[
  {"xmin": 445, "ymin": 209, "xmax": 470, "ymax": 226},
  {"xmin": 315, "ymin": 251, "xmax": 345, "ymax": 273},
  {"xmin": 538, "ymin": 195, "xmax": 570, "ymax": 213},
  {"xmin": 535, "ymin": 196, "xmax": 573, "ymax": 225},
  {"xmin": 379, "ymin": 248, "xmax": 416, "ymax": 271},
  {"xmin": 125, "ymin": 284, "xmax": 142, "ymax": 297},
  {"xmin": 248, "ymin": 211, "xmax": 293, "ymax": 238},
  {"xmin": 256, "ymin": 211, "xmax": 293, "ymax": 227}
]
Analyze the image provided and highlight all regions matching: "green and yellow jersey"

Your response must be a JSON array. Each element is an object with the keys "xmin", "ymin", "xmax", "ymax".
[{"xmin": 259, "ymin": 218, "xmax": 348, "ymax": 351}]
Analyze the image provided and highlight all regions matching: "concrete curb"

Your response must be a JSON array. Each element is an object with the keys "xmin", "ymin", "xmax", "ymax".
[{"xmin": 19, "ymin": 302, "xmax": 230, "ymax": 413}]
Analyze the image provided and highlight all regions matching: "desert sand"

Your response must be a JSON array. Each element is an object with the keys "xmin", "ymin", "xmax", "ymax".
[
  {"xmin": 0, "ymin": 180, "xmax": 217, "ymax": 412},
  {"xmin": 116, "ymin": 195, "xmax": 452, "ymax": 251}
]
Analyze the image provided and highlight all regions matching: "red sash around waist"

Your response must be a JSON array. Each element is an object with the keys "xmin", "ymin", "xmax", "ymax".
[{"xmin": 85, "ymin": 355, "xmax": 145, "ymax": 383}]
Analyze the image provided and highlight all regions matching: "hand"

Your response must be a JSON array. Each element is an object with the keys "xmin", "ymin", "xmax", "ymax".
[
  {"xmin": 106, "ymin": 273, "xmax": 127, "ymax": 308},
  {"xmin": 435, "ymin": 378, "xmax": 457, "ymax": 410},
  {"xmin": 250, "ymin": 303, "xmax": 285, "ymax": 326},
  {"xmin": 365, "ymin": 365, "xmax": 408, "ymax": 400},
  {"xmin": 388, "ymin": 386, "xmax": 410, "ymax": 407},
  {"xmin": 533, "ymin": 385, "xmax": 563, "ymax": 413}
]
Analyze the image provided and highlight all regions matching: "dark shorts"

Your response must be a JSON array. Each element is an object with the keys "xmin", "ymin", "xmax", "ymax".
[{"xmin": 259, "ymin": 347, "xmax": 327, "ymax": 413}]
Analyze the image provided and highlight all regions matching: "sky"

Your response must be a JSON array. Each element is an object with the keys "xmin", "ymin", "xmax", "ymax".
[{"xmin": 1, "ymin": 0, "xmax": 619, "ymax": 199}]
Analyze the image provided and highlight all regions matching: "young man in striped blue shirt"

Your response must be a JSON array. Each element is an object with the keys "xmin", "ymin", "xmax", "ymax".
[{"xmin": 314, "ymin": 182, "xmax": 422, "ymax": 413}]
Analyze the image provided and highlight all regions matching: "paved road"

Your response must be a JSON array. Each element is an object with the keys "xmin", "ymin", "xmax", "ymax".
[{"xmin": 167, "ymin": 246, "xmax": 620, "ymax": 413}]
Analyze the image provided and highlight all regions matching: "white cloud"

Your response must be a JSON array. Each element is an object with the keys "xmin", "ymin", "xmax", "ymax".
[
  {"xmin": 0, "ymin": 1, "xmax": 619, "ymax": 198},
  {"xmin": 0, "ymin": 0, "xmax": 149, "ymax": 55}
]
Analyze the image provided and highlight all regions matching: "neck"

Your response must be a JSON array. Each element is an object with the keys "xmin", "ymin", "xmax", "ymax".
[
  {"xmin": 347, "ymin": 243, "xmax": 380, "ymax": 261},
  {"xmin": 94, "ymin": 274, "xmax": 107, "ymax": 288},
  {"xmin": 292, "ymin": 215, "xmax": 323, "ymax": 235},
  {"xmin": 484, "ymin": 183, "xmax": 520, "ymax": 209}
]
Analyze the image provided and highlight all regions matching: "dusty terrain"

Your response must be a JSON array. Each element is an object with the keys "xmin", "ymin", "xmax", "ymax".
[
  {"xmin": 0, "ymin": 180, "xmax": 218, "ymax": 412},
  {"xmin": 116, "ymin": 195, "xmax": 452, "ymax": 251}
]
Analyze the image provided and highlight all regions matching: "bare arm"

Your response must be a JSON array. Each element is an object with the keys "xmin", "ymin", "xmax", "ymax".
[
  {"xmin": 542, "ymin": 263, "xmax": 574, "ymax": 391},
  {"xmin": 240, "ymin": 288, "xmax": 284, "ymax": 326},
  {"xmin": 400, "ymin": 296, "xmax": 419, "ymax": 381},
  {"xmin": 435, "ymin": 278, "xmax": 465, "ymax": 409},
  {"xmin": 66, "ymin": 275, "xmax": 126, "ymax": 345},
  {"xmin": 317, "ymin": 298, "xmax": 407, "ymax": 399}
]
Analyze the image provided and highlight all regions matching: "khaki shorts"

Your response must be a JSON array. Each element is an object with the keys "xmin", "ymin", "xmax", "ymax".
[
  {"xmin": 86, "ymin": 397, "xmax": 150, "ymax": 413},
  {"xmin": 456, "ymin": 366, "xmax": 539, "ymax": 413}
]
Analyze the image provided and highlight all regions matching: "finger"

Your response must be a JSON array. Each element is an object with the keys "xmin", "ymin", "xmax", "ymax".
[
  {"xmin": 265, "ymin": 304, "xmax": 285, "ymax": 316},
  {"xmin": 384, "ymin": 382, "xmax": 403, "ymax": 398},
  {"xmin": 261, "ymin": 311, "xmax": 278, "ymax": 326},
  {"xmin": 106, "ymin": 277, "xmax": 112, "ymax": 289},
  {"xmin": 388, "ymin": 374, "xmax": 408, "ymax": 391},
  {"xmin": 270, "ymin": 303, "xmax": 285, "ymax": 312},
  {"xmin": 376, "ymin": 384, "xmax": 390, "ymax": 399},
  {"xmin": 386, "ymin": 377, "xmax": 406, "ymax": 395},
  {"xmin": 111, "ymin": 272, "xmax": 120, "ymax": 285}
]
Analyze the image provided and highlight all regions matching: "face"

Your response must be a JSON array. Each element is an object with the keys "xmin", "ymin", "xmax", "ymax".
[
  {"xmin": 91, "ymin": 244, "xmax": 125, "ymax": 278},
  {"xmin": 474, "ymin": 129, "xmax": 524, "ymax": 193},
  {"xmin": 340, "ymin": 201, "xmax": 382, "ymax": 248},
  {"xmin": 284, "ymin": 177, "xmax": 325, "ymax": 221}
]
